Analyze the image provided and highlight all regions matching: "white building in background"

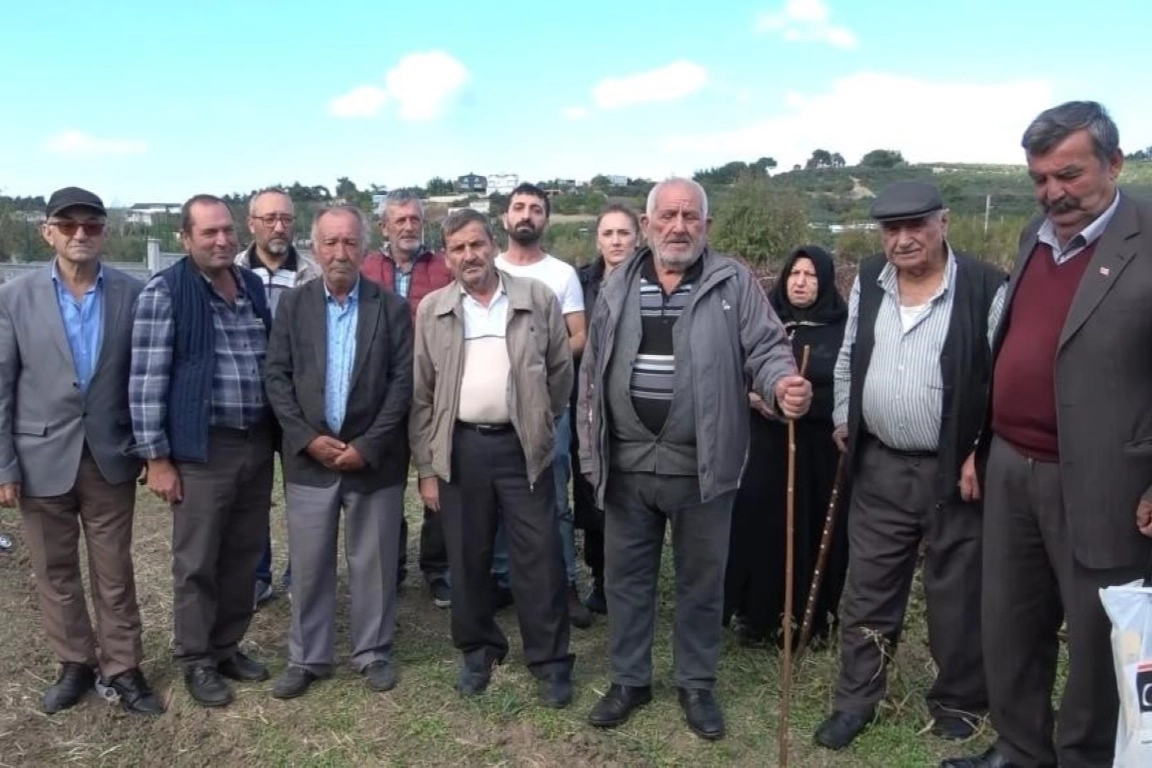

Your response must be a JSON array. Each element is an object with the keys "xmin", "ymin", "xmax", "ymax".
[
  {"xmin": 125, "ymin": 203, "xmax": 181, "ymax": 226},
  {"xmin": 486, "ymin": 173, "xmax": 519, "ymax": 195}
]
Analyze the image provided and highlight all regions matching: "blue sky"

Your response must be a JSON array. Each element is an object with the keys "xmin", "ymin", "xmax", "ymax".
[{"xmin": 2, "ymin": 0, "xmax": 1150, "ymax": 206}]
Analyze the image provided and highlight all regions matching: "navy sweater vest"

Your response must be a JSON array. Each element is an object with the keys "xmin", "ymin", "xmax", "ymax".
[{"xmin": 160, "ymin": 257, "xmax": 272, "ymax": 463}]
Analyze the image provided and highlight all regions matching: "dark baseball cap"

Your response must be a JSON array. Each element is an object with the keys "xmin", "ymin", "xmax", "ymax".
[
  {"xmin": 869, "ymin": 181, "xmax": 944, "ymax": 222},
  {"xmin": 45, "ymin": 187, "xmax": 107, "ymax": 218}
]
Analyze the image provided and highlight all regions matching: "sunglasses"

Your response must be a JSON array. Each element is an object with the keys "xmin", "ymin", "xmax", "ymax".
[{"xmin": 49, "ymin": 219, "xmax": 106, "ymax": 236}]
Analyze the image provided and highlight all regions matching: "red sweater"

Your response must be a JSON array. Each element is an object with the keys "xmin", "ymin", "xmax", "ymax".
[
  {"xmin": 361, "ymin": 248, "xmax": 452, "ymax": 320},
  {"xmin": 991, "ymin": 240, "xmax": 1095, "ymax": 459}
]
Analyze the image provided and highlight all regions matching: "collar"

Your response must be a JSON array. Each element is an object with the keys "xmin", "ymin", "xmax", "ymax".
[
  {"xmin": 51, "ymin": 259, "xmax": 104, "ymax": 288},
  {"xmin": 877, "ymin": 243, "xmax": 956, "ymax": 303},
  {"xmin": 460, "ymin": 273, "xmax": 505, "ymax": 300},
  {"xmin": 1036, "ymin": 189, "xmax": 1121, "ymax": 252},
  {"xmin": 324, "ymin": 277, "xmax": 361, "ymax": 304},
  {"xmin": 246, "ymin": 243, "xmax": 299, "ymax": 273}
]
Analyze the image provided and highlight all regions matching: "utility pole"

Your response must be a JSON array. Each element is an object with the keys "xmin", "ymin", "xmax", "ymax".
[{"xmin": 984, "ymin": 194, "xmax": 992, "ymax": 235}]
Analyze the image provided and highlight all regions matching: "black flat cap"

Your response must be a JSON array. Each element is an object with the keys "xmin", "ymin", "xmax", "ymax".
[
  {"xmin": 45, "ymin": 187, "xmax": 106, "ymax": 218},
  {"xmin": 869, "ymin": 181, "xmax": 944, "ymax": 222}
]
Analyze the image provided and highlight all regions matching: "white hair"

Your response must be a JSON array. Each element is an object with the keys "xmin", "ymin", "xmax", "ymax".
[{"xmin": 645, "ymin": 177, "xmax": 709, "ymax": 219}]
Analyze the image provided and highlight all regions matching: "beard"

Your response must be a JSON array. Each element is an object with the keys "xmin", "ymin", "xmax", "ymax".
[
  {"xmin": 265, "ymin": 238, "xmax": 289, "ymax": 256},
  {"xmin": 508, "ymin": 223, "xmax": 542, "ymax": 246},
  {"xmin": 653, "ymin": 242, "xmax": 703, "ymax": 271}
]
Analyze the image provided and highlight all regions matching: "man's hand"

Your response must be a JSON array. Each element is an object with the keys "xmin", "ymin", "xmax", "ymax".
[
  {"xmin": 146, "ymin": 459, "xmax": 182, "ymax": 504},
  {"xmin": 774, "ymin": 375, "xmax": 812, "ymax": 420},
  {"xmin": 1137, "ymin": 498, "xmax": 1152, "ymax": 538},
  {"xmin": 419, "ymin": 476, "xmax": 440, "ymax": 512},
  {"xmin": 0, "ymin": 482, "xmax": 20, "ymax": 508},
  {"xmin": 959, "ymin": 452, "xmax": 981, "ymax": 502},
  {"xmin": 832, "ymin": 425, "xmax": 847, "ymax": 453},
  {"xmin": 307, "ymin": 436, "xmax": 346, "ymax": 470},
  {"xmin": 748, "ymin": 392, "xmax": 774, "ymax": 419},
  {"xmin": 333, "ymin": 443, "xmax": 366, "ymax": 472}
]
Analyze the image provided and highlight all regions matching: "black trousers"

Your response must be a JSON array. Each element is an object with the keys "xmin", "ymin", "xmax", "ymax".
[
  {"xmin": 438, "ymin": 425, "xmax": 572, "ymax": 676},
  {"xmin": 572, "ymin": 465, "xmax": 604, "ymax": 587},
  {"xmin": 833, "ymin": 438, "xmax": 986, "ymax": 720},
  {"xmin": 398, "ymin": 505, "xmax": 449, "ymax": 584}
]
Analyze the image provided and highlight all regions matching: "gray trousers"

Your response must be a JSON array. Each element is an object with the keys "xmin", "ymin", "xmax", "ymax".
[
  {"xmin": 604, "ymin": 471, "xmax": 734, "ymax": 690},
  {"xmin": 833, "ymin": 438, "xmax": 986, "ymax": 719},
  {"xmin": 285, "ymin": 479, "xmax": 404, "ymax": 674},
  {"xmin": 983, "ymin": 435, "xmax": 1144, "ymax": 768}
]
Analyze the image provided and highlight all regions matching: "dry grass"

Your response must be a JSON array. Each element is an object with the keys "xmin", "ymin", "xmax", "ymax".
[{"xmin": 0, "ymin": 479, "xmax": 997, "ymax": 767}]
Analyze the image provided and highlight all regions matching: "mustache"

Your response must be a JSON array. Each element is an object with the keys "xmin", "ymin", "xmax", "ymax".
[
  {"xmin": 1044, "ymin": 196, "xmax": 1081, "ymax": 214},
  {"xmin": 514, "ymin": 221, "xmax": 537, "ymax": 230}
]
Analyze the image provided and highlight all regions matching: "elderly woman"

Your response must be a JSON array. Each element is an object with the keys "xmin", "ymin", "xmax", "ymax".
[{"xmin": 724, "ymin": 245, "xmax": 849, "ymax": 648}]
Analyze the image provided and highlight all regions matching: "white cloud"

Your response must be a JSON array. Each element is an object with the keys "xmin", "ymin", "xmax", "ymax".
[
  {"xmin": 44, "ymin": 130, "xmax": 146, "ymax": 155},
  {"xmin": 385, "ymin": 51, "xmax": 470, "ymax": 121},
  {"xmin": 659, "ymin": 72, "xmax": 1056, "ymax": 170},
  {"xmin": 326, "ymin": 50, "xmax": 470, "ymax": 122},
  {"xmin": 756, "ymin": 0, "xmax": 858, "ymax": 49},
  {"xmin": 591, "ymin": 60, "xmax": 709, "ymax": 110},
  {"xmin": 327, "ymin": 85, "xmax": 390, "ymax": 118},
  {"xmin": 562, "ymin": 106, "xmax": 590, "ymax": 120}
]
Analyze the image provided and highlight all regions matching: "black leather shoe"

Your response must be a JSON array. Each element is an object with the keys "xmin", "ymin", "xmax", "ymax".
[
  {"xmin": 588, "ymin": 684, "xmax": 653, "ymax": 727},
  {"xmin": 363, "ymin": 660, "xmax": 398, "ymax": 692},
  {"xmin": 932, "ymin": 714, "xmax": 978, "ymax": 741},
  {"xmin": 184, "ymin": 665, "xmax": 233, "ymax": 707},
  {"xmin": 677, "ymin": 687, "xmax": 725, "ymax": 740},
  {"xmin": 568, "ymin": 586, "xmax": 593, "ymax": 629},
  {"xmin": 940, "ymin": 747, "xmax": 1018, "ymax": 768},
  {"xmin": 814, "ymin": 710, "xmax": 873, "ymax": 750},
  {"xmin": 456, "ymin": 653, "xmax": 499, "ymax": 696},
  {"xmin": 585, "ymin": 584, "xmax": 607, "ymax": 615},
  {"xmin": 272, "ymin": 666, "xmax": 319, "ymax": 699},
  {"xmin": 107, "ymin": 669, "xmax": 164, "ymax": 715},
  {"xmin": 42, "ymin": 662, "xmax": 95, "ymax": 714},
  {"xmin": 538, "ymin": 673, "xmax": 573, "ymax": 708},
  {"xmin": 218, "ymin": 651, "xmax": 269, "ymax": 682}
]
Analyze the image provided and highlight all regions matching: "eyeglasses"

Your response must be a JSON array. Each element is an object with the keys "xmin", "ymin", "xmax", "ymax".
[
  {"xmin": 252, "ymin": 214, "xmax": 295, "ymax": 227},
  {"xmin": 49, "ymin": 219, "xmax": 106, "ymax": 236}
]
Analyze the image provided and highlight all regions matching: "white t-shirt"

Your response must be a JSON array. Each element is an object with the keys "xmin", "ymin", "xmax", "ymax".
[{"xmin": 495, "ymin": 253, "xmax": 584, "ymax": 315}]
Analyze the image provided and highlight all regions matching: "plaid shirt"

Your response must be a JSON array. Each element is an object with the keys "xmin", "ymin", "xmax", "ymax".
[{"xmin": 130, "ymin": 268, "xmax": 269, "ymax": 459}]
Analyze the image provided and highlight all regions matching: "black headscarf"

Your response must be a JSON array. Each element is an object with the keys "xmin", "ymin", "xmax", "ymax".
[{"xmin": 769, "ymin": 245, "xmax": 848, "ymax": 329}]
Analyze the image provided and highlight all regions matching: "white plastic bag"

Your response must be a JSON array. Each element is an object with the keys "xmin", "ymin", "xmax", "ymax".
[{"xmin": 1100, "ymin": 569, "xmax": 1152, "ymax": 768}]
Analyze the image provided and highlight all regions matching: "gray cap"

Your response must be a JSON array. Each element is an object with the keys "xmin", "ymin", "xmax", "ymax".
[{"xmin": 869, "ymin": 181, "xmax": 944, "ymax": 222}]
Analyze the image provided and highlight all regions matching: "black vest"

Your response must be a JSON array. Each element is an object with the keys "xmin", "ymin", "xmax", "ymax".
[{"xmin": 845, "ymin": 252, "xmax": 1005, "ymax": 503}]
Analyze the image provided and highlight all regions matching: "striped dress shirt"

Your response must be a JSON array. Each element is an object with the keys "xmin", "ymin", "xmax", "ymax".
[{"xmin": 833, "ymin": 250, "xmax": 1005, "ymax": 452}]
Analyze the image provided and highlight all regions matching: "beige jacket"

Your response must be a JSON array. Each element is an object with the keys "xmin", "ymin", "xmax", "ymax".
[{"xmin": 410, "ymin": 271, "xmax": 572, "ymax": 487}]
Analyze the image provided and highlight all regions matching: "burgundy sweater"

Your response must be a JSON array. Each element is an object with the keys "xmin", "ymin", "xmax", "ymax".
[{"xmin": 991, "ymin": 240, "xmax": 1095, "ymax": 459}]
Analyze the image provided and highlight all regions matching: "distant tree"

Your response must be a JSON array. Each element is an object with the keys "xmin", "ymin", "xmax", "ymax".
[
  {"xmin": 752, "ymin": 156, "xmax": 778, "ymax": 174},
  {"xmin": 335, "ymin": 177, "xmax": 359, "ymax": 199},
  {"xmin": 830, "ymin": 152, "xmax": 846, "ymax": 168},
  {"xmin": 792, "ymin": 164, "xmax": 802, "ymax": 171},
  {"xmin": 805, "ymin": 149, "xmax": 834, "ymax": 170},
  {"xmin": 859, "ymin": 149, "xmax": 907, "ymax": 168},
  {"xmin": 426, "ymin": 176, "xmax": 455, "ymax": 196},
  {"xmin": 1125, "ymin": 146, "xmax": 1152, "ymax": 161},
  {"xmin": 709, "ymin": 176, "xmax": 809, "ymax": 266}
]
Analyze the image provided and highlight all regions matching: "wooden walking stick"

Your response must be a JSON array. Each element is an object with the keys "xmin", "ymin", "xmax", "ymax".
[
  {"xmin": 779, "ymin": 344, "xmax": 810, "ymax": 768},
  {"xmin": 796, "ymin": 453, "xmax": 847, "ymax": 665}
]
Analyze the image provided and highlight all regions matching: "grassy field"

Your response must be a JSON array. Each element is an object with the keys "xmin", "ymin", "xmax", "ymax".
[{"xmin": 0, "ymin": 481, "xmax": 995, "ymax": 767}]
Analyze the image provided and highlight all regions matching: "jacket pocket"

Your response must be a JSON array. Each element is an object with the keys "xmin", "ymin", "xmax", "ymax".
[
  {"xmin": 14, "ymin": 420, "xmax": 47, "ymax": 436},
  {"xmin": 1123, "ymin": 437, "xmax": 1152, "ymax": 458}
]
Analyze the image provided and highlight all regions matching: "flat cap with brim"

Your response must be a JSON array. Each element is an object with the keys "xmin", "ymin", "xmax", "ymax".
[
  {"xmin": 869, "ymin": 180, "xmax": 944, "ymax": 222},
  {"xmin": 45, "ymin": 187, "xmax": 106, "ymax": 218}
]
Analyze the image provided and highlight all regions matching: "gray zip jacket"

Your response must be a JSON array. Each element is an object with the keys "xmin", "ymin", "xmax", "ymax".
[{"xmin": 577, "ymin": 247, "xmax": 798, "ymax": 505}]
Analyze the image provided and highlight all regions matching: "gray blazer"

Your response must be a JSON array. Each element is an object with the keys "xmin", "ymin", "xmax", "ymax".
[
  {"xmin": 990, "ymin": 192, "xmax": 1152, "ymax": 569},
  {"xmin": 265, "ymin": 278, "xmax": 413, "ymax": 494},
  {"xmin": 0, "ymin": 265, "xmax": 143, "ymax": 496}
]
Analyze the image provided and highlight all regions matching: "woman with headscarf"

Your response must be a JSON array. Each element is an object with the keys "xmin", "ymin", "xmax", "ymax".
[{"xmin": 723, "ymin": 245, "xmax": 850, "ymax": 649}]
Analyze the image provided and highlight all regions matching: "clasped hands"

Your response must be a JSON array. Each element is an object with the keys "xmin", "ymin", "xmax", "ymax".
[{"xmin": 307, "ymin": 435, "xmax": 366, "ymax": 472}]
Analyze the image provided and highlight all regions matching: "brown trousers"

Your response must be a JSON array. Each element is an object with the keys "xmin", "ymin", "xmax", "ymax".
[
  {"xmin": 171, "ymin": 426, "xmax": 273, "ymax": 669},
  {"xmin": 20, "ymin": 448, "xmax": 142, "ymax": 678},
  {"xmin": 983, "ymin": 435, "xmax": 1144, "ymax": 768},
  {"xmin": 833, "ymin": 438, "xmax": 987, "ymax": 719}
]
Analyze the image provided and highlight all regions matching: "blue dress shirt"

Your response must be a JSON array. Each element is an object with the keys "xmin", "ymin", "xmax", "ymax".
[
  {"xmin": 52, "ymin": 261, "xmax": 104, "ymax": 393},
  {"xmin": 325, "ymin": 279, "xmax": 360, "ymax": 434}
]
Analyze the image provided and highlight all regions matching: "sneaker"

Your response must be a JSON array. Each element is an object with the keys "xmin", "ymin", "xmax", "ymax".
[
  {"xmin": 253, "ymin": 580, "xmax": 274, "ymax": 610},
  {"xmin": 0, "ymin": 533, "xmax": 11, "ymax": 553},
  {"xmin": 429, "ymin": 579, "xmax": 452, "ymax": 609}
]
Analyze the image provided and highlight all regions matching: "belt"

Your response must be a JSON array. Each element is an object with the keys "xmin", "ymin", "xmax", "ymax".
[
  {"xmin": 456, "ymin": 421, "xmax": 514, "ymax": 435},
  {"xmin": 863, "ymin": 432, "xmax": 936, "ymax": 458}
]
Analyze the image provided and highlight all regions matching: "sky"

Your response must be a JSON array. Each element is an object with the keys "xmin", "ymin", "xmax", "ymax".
[{"xmin": 2, "ymin": 0, "xmax": 1151, "ymax": 206}]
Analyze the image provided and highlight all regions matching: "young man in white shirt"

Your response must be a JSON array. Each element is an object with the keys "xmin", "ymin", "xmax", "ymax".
[{"xmin": 492, "ymin": 183, "xmax": 591, "ymax": 629}]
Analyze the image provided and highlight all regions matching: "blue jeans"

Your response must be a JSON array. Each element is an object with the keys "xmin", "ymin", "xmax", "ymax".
[
  {"xmin": 491, "ymin": 410, "xmax": 577, "ymax": 586},
  {"xmin": 256, "ymin": 531, "xmax": 292, "ymax": 587}
]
